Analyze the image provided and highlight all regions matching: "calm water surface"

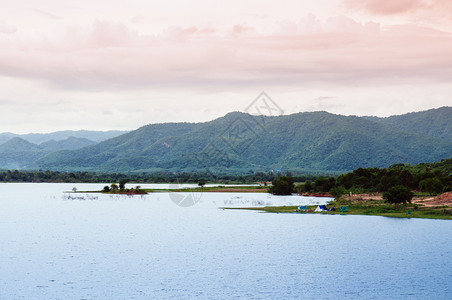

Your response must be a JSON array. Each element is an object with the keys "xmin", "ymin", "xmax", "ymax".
[{"xmin": 0, "ymin": 183, "xmax": 451, "ymax": 299}]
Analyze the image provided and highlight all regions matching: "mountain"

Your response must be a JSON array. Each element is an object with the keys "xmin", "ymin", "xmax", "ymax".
[
  {"xmin": 40, "ymin": 137, "xmax": 96, "ymax": 151},
  {"xmin": 0, "ymin": 137, "xmax": 49, "ymax": 169},
  {"xmin": 0, "ymin": 133, "xmax": 16, "ymax": 145},
  {"xmin": 36, "ymin": 108, "xmax": 452, "ymax": 173},
  {"xmin": 367, "ymin": 107, "xmax": 452, "ymax": 141},
  {"xmin": 0, "ymin": 130, "xmax": 127, "ymax": 145},
  {"xmin": 0, "ymin": 136, "xmax": 99, "ymax": 170}
]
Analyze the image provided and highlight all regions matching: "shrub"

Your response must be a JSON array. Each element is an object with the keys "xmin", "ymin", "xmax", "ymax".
[
  {"xmin": 268, "ymin": 176, "xmax": 294, "ymax": 195},
  {"xmin": 383, "ymin": 185, "xmax": 414, "ymax": 204}
]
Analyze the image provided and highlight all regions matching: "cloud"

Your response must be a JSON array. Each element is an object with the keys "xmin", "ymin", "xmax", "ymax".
[
  {"xmin": 344, "ymin": 0, "xmax": 425, "ymax": 15},
  {"xmin": 32, "ymin": 9, "xmax": 62, "ymax": 20},
  {"xmin": 278, "ymin": 14, "xmax": 380, "ymax": 35},
  {"xmin": 344, "ymin": 0, "xmax": 452, "ymax": 18},
  {"xmin": 231, "ymin": 24, "xmax": 255, "ymax": 35},
  {"xmin": 0, "ymin": 17, "xmax": 451, "ymax": 92},
  {"xmin": 0, "ymin": 21, "xmax": 17, "ymax": 34}
]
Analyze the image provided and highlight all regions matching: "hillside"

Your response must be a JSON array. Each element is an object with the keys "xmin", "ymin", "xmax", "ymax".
[
  {"xmin": 409, "ymin": 157, "xmax": 452, "ymax": 176},
  {"xmin": 367, "ymin": 107, "xmax": 452, "ymax": 140},
  {"xmin": 0, "ymin": 136, "xmax": 99, "ymax": 170},
  {"xmin": 40, "ymin": 137, "xmax": 96, "ymax": 151},
  {"xmin": 0, "ymin": 130, "xmax": 127, "ymax": 145},
  {"xmin": 36, "ymin": 109, "xmax": 452, "ymax": 173},
  {"xmin": 0, "ymin": 138, "xmax": 50, "ymax": 169}
]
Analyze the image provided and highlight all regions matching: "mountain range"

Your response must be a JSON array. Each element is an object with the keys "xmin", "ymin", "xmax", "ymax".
[
  {"xmin": 22, "ymin": 106, "xmax": 452, "ymax": 174},
  {"xmin": 0, "ymin": 130, "xmax": 127, "ymax": 146},
  {"xmin": 0, "ymin": 131, "xmax": 127, "ymax": 170}
]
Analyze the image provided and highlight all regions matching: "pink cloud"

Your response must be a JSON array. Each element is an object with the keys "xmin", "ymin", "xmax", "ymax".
[
  {"xmin": 88, "ymin": 20, "xmax": 140, "ymax": 48},
  {"xmin": 344, "ymin": 0, "xmax": 424, "ymax": 15},
  {"xmin": 344, "ymin": 0, "xmax": 452, "ymax": 18},
  {"xmin": 231, "ymin": 24, "xmax": 255, "ymax": 35},
  {"xmin": 0, "ymin": 18, "xmax": 451, "ymax": 91},
  {"xmin": 0, "ymin": 21, "xmax": 17, "ymax": 34},
  {"xmin": 278, "ymin": 15, "xmax": 380, "ymax": 35}
]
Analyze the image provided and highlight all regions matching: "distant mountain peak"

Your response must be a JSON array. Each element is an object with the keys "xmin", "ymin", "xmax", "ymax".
[{"xmin": 0, "ymin": 137, "xmax": 41, "ymax": 151}]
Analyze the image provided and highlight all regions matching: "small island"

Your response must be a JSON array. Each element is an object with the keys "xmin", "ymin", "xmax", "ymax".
[{"xmin": 101, "ymin": 181, "xmax": 147, "ymax": 194}]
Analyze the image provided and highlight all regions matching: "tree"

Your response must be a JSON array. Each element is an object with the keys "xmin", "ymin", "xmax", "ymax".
[
  {"xmin": 269, "ymin": 176, "xmax": 294, "ymax": 195},
  {"xmin": 119, "ymin": 180, "xmax": 127, "ymax": 190},
  {"xmin": 313, "ymin": 177, "xmax": 336, "ymax": 192},
  {"xmin": 329, "ymin": 186, "xmax": 347, "ymax": 199},
  {"xmin": 103, "ymin": 186, "xmax": 111, "ymax": 192},
  {"xmin": 419, "ymin": 178, "xmax": 443, "ymax": 195},
  {"xmin": 383, "ymin": 185, "xmax": 414, "ymax": 204},
  {"xmin": 198, "ymin": 179, "xmax": 207, "ymax": 188}
]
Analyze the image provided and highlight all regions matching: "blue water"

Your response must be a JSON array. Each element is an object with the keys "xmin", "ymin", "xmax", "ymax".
[{"xmin": 0, "ymin": 183, "xmax": 451, "ymax": 299}]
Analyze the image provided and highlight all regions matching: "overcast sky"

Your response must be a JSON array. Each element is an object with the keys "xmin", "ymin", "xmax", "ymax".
[{"xmin": 1, "ymin": 0, "xmax": 451, "ymax": 133}]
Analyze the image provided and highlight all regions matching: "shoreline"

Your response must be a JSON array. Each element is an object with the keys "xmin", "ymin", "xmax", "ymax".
[{"xmin": 229, "ymin": 205, "xmax": 452, "ymax": 220}]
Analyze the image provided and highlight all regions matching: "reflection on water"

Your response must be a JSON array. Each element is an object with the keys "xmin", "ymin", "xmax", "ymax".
[{"xmin": 0, "ymin": 183, "xmax": 451, "ymax": 299}]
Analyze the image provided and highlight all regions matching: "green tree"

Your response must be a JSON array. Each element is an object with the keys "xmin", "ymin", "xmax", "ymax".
[
  {"xmin": 269, "ymin": 176, "xmax": 294, "ymax": 195},
  {"xmin": 329, "ymin": 186, "xmax": 347, "ymax": 199},
  {"xmin": 198, "ymin": 179, "xmax": 207, "ymax": 187},
  {"xmin": 119, "ymin": 180, "xmax": 127, "ymax": 190},
  {"xmin": 419, "ymin": 178, "xmax": 443, "ymax": 195},
  {"xmin": 383, "ymin": 185, "xmax": 414, "ymax": 204},
  {"xmin": 313, "ymin": 177, "xmax": 336, "ymax": 192}
]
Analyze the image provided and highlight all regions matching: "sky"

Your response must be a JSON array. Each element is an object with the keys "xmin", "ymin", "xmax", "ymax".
[{"xmin": 1, "ymin": 0, "xmax": 451, "ymax": 133}]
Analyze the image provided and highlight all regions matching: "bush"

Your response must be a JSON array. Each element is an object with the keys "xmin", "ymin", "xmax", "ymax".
[
  {"xmin": 269, "ymin": 176, "xmax": 294, "ymax": 195},
  {"xmin": 383, "ymin": 185, "xmax": 414, "ymax": 204},
  {"xmin": 419, "ymin": 178, "xmax": 443, "ymax": 195},
  {"xmin": 329, "ymin": 186, "xmax": 347, "ymax": 199}
]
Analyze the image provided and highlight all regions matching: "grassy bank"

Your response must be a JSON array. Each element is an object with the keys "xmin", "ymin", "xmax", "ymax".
[{"xmin": 232, "ymin": 197, "xmax": 452, "ymax": 220}]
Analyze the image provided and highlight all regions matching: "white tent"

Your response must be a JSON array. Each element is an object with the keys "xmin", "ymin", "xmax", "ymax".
[{"xmin": 314, "ymin": 206, "xmax": 322, "ymax": 212}]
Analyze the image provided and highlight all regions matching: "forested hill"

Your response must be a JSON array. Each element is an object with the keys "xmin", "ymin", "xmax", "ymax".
[
  {"xmin": 0, "ymin": 130, "xmax": 127, "ymax": 145},
  {"xmin": 35, "ymin": 107, "xmax": 452, "ymax": 173},
  {"xmin": 366, "ymin": 107, "xmax": 452, "ymax": 141}
]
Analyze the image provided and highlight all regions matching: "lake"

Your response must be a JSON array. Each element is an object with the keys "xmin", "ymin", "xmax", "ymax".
[{"xmin": 1, "ymin": 183, "xmax": 451, "ymax": 299}]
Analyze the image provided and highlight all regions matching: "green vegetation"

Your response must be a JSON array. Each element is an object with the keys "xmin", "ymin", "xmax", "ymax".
[
  {"xmin": 383, "ymin": 185, "xmax": 414, "ymax": 204},
  {"xmin": 419, "ymin": 177, "xmax": 444, "ymax": 195},
  {"xmin": 0, "ymin": 138, "xmax": 50, "ymax": 170},
  {"xmin": 292, "ymin": 158, "xmax": 452, "ymax": 197},
  {"xmin": 369, "ymin": 107, "xmax": 452, "ymax": 141},
  {"xmin": 198, "ymin": 179, "xmax": 207, "ymax": 187},
  {"xmin": 268, "ymin": 176, "xmax": 295, "ymax": 195},
  {"xmin": 237, "ymin": 203, "xmax": 452, "ymax": 220},
  {"xmin": 32, "ymin": 107, "xmax": 452, "ymax": 173},
  {"xmin": 0, "ymin": 169, "xmax": 319, "ymax": 183},
  {"xmin": 101, "ymin": 182, "xmax": 147, "ymax": 194}
]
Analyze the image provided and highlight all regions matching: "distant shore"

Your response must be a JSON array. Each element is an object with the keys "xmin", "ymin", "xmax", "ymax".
[{"xmin": 232, "ymin": 192, "xmax": 452, "ymax": 220}]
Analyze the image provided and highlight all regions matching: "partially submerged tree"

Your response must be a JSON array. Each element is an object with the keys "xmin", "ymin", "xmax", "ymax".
[
  {"xmin": 119, "ymin": 180, "xmax": 128, "ymax": 190},
  {"xmin": 198, "ymin": 179, "xmax": 207, "ymax": 188},
  {"xmin": 269, "ymin": 176, "xmax": 294, "ymax": 195}
]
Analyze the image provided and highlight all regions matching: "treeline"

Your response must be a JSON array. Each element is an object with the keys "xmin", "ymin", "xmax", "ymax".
[
  {"xmin": 0, "ymin": 169, "xmax": 320, "ymax": 184},
  {"xmin": 297, "ymin": 163, "xmax": 452, "ymax": 196}
]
